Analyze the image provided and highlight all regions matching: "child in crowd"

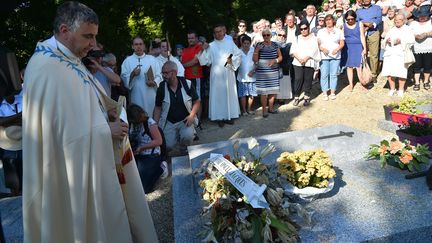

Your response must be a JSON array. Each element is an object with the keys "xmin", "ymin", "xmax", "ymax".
[{"xmin": 237, "ymin": 34, "xmax": 257, "ymax": 115}]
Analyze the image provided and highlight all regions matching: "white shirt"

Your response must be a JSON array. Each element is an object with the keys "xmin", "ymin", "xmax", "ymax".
[
  {"xmin": 317, "ymin": 27, "xmax": 345, "ymax": 59},
  {"xmin": 410, "ymin": 20, "xmax": 432, "ymax": 54},
  {"xmin": 237, "ymin": 47, "xmax": 256, "ymax": 82},
  {"xmin": 0, "ymin": 90, "xmax": 23, "ymax": 117}
]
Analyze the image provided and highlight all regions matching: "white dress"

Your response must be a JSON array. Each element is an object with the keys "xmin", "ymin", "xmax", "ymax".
[
  {"xmin": 121, "ymin": 53, "xmax": 162, "ymax": 116},
  {"xmin": 198, "ymin": 39, "xmax": 242, "ymax": 121},
  {"xmin": 381, "ymin": 25, "xmax": 415, "ymax": 79}
]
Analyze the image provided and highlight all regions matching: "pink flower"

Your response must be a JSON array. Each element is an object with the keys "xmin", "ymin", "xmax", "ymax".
[
  {"xmin": 379, "ymin": 144, "xmax": 389, "ymax": 155},
  {"xmin": 399, "ymin": 150, "xmax": 413, "ymax": 165},
  {"xmin": 389, "ymin": 140, "xmax": 405, "ymax": 154}
]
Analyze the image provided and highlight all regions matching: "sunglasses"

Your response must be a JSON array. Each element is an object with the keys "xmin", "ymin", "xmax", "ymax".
[
  {"xmin": 262, "ymin": 34, "xmax": 271, "ymax": 37},
  {"xmin": 300, "ymin": 27, "xmax": 308, "ymax": 31},
  {"xmin": 278, "ymin": 34, "xmax": 286, "ymax": 37}
]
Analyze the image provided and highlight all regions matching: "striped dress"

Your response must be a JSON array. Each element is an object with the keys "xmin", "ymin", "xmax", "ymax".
[{"xmin": 255, "ymin": 41, "xmax": 280, "ymax": 95}]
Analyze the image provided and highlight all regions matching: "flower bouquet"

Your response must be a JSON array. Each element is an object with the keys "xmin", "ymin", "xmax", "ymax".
[
  {"xmin": 197, "ymin": 139, "xmax": 300, "ymax": 242},
  {"xmin": 277, "ymin": 149, "xmax": 336, "ymax": 199},
  {"xmin": 366, "ymin": 138, "xmax": 431, "ymax": 171}
]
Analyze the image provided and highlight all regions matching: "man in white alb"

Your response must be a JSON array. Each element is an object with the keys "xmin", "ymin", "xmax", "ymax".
[
  {"xmin": 121, "ymin": 37, "xmax": 162, "ymax": 116},
  {"xmin": 198, "ymin": 24, "xmax": 241, "ymax": 127}
]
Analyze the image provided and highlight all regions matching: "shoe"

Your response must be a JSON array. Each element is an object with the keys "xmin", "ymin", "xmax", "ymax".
[
  {"xmin": 322, "ymin": 95, "xmax": 329, "ymax": 101},
  {"xmin": 160, "ymin": 161, "xmax": 169, "ymax": 179},
  {"xmin": 398, "ymin": 90, "xmax": 404, "ymax": 97},
  {"xmin": 194, "ymin": 135, "xmax": 199, "ymax": 141},
  {"xmin": 329, "ymin": 94, "xmax": 336, "ymax": 100},
  {"xmin": 424, "ymin": 82, "xmax": 430, "ymax": 90},
  {"xmin": 268, "ymin": 109, "xmax": 278, "ymax": 114},
  {"xmin": 304, "ymin": 99, "xmax": 310, "ymax": 106},
  {"xmin": 217, "ymin": 121, "xmax": 225, "ymax": 127},
  {"xmin": 413, "ymin": 84, "xmax": 420, "ymax": 91},
  {"xmin": 224, "ymin": 119, "xmax": 234, "ymax": 125},
  {"xmin": 262, "ymin": 113, "xmax": 269, "ymax": 118},
  {"xmin": 246, "ymin": 111, "xmax": 255, "ymax": 115},
  {"xmin": 293, "ymin": 99, "xmax": 300, "ymax": 106},
  {"xmin": 388, "ymin": 90, "xmax": 396, "ymax": 96}
]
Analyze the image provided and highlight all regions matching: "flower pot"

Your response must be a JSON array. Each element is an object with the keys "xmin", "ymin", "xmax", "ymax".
[
  {"xmin": 383, "ymin": 105, "xmax": 397, "ymax": 121},
  {"xmin": 391, "ymin": 111, "xmax": 428, "ymax": 124},
  {"xmin": 396, "ymin": 129, "xmax": 432, "ymax": 151}
]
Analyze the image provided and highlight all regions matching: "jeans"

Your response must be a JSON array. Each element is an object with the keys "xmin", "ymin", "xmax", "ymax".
[
  {"xmin": 320, "ymin": 59, "xmax": 340, "ymax": 92},
  {"xmin": 135, "ymin": 154, "xmax": 163, "ymax": 193}
]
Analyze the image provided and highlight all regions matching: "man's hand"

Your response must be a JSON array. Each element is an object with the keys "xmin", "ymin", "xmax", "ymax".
[
  {"xmin": 202, "ymin": 42, "xmax": 209, "ymax": 50},
  {"xmin": 183, "ymin": 114, "xmax": 195, "ymax": 127},
  {"xmin": 146, "ymin": 79, "xmax": 157, "ymax": 87},
  {"xmin": 131, "ymin": 65, "xmax": 141, "ymax": 78},
  {"xmin": 109, "ymin": 113, "xmax": 129, "ymax": 140}
]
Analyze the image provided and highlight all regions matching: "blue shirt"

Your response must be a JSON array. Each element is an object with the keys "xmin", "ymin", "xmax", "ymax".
[{"xmin": 356, "ymin": 4, "xmax": 382, "ymax": 36}]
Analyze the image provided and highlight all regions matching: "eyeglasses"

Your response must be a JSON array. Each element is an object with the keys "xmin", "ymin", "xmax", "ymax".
[
  {"xmin": 300, "ymin": 27, "xmax": 309, "ymax": 31},
  {"xmin": 278, "ymin": 34, "xmax": 286, "ymax": 37},
  {"xmin": 262, "ymin": 34, "xmax": 271, "ymax": 37}
]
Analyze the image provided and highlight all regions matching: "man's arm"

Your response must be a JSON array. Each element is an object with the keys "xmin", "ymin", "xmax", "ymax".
[
  {"xmin": 184, "ymin": 100, "xmax": 201, "ymax": 127},
  {"xmin": 153, "ymin": 106, "xmax": 161, "ymax": 123},
  {"xmin": 0, "ymin": 113, "xmax": 22, "ymax": 127}
]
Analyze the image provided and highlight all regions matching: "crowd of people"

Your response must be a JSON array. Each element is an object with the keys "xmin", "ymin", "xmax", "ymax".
[{"xmin": 0, "ymin": 0, "xmax": 432, "ymax": 242}]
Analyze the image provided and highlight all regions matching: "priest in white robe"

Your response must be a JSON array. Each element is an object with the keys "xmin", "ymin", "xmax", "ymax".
[
  {"xmin": 121, "ymin": 37, "xmax": 162, "ymax": 116},
  {"xmin": 157, "ymin": 40, "xmax": 185, "ymax": 77},
  {"xmin": 198, "ymin": 24, "xmax": 242, "ymax": 125},
  {"xmin": 22, "ymin": 2, "xmax": 158, "ymax": 242}
]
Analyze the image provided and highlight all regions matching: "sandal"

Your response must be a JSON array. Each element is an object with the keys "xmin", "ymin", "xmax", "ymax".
[
  {"xmin": 424, "ymin": 82, "xmax": 431, "ymax": 90},
  {"xmin": 413, "ymin": 84, "xmax": 420, "ymax": 91},
  {"xmin": 304, "ymin": 99, "xmax": 311, "ymax": 106}
]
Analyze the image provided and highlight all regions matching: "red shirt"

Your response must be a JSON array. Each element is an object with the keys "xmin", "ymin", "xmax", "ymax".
[{"xmin": 181, "ymin": 44, "xmax": 203, "ymax": 79}]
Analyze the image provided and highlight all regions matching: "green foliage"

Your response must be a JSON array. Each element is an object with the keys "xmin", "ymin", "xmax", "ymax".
[
  {"xmin": 394, "ymin": 95, "xmax": 418, "ymax": 114},
  {"xmin": 1, "ymin": 0, "xmax": 320, "ymax": 67}
]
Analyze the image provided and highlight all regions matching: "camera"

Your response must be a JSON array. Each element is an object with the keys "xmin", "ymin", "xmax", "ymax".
[{"xmin": 82, "ymin": 49, "xmax": 105, "ymax": 66}]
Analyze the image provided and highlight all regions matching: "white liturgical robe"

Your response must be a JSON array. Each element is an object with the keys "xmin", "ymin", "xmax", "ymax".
[
  {"xmin": 156, "ymin": 54, "xmax": 185, "ymax": 77},
  {"xmin": 23, "ymin": 36, "xmax": 158, "ymax": 243},
  {"xmin": 121, "ymin": 53, "xmax": 162, "ymax": 116},
  {"xmin": 198, "ymin": 39, "xmax": 241, "ymax": 120}
]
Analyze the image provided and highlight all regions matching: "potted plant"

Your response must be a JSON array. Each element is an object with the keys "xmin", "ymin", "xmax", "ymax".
[
  {"xmin": 366, "ymin": 138, "xmax": 431, "ymax": 171},
  {"xmin": 277, "ymin": 149, "xmax": 336, "ymax": 199},
  {"xmin": 396, "ymin": 117, "xmax": 432, "ymax": 150},
  {"xmin": 391, "ymin": 96, "xmax": 418, "ymax": 124}
]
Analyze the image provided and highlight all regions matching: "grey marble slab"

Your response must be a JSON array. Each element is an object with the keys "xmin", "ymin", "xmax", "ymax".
[{"xmin": 172, "ymin": 125, "xmax": 432, "ymax": 243}]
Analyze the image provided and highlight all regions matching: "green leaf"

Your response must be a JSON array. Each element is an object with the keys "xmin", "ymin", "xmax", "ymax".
[
  {"xmin": 250, "ymin": 215, "xmax": 264, "ymax": 243},
  {"xmin": 407, "ymin": 163, "xmax": 414, "ymax": 172},
  {"xmin": 268, "ymin": 215, "xmax": 297, "ymax": 235}
]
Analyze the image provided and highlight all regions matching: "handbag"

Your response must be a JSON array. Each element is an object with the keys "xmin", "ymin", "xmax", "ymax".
[
  {"xmin": 361, "ymin": 55, "xmax": 373, "ymax": 85},
  {"xmin": 403, "ymin": 44, "xmax": 415, "ymax": 69}
]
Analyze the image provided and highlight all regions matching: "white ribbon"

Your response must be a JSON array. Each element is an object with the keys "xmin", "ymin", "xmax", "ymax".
[{"xmin": 209, "ymin": 153, "xmax": 269, "ymax": 209}]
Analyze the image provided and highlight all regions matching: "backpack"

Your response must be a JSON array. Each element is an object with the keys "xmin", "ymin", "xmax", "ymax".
[{"xmin": 142, "ymin": 120, "xmax": 167, "ymax": 160}]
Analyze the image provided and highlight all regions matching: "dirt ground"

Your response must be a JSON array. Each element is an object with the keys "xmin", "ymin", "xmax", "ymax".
[{"xmin": 146, "ymin": 74, "xmax": 431, "ymax": 243}]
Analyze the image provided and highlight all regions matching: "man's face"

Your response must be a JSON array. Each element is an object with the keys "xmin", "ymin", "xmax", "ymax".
[
  {"xmin": 286, "ymin": 16, "xmax": 295, "ymax": 28},
  {"xmin": 306, "ymin": 6, "xmax": 315, "ymax": 16},
  {"xmin": 162, "ymin": 66, "xmax": 176, "ymax": 82},
  {"xmin": 275, "ymin": 19, "xmax": 283, "ymax": 28},
  {"xmin": 318, "ymin": 17, "xmax": 325, "ymax": 27},
  {"xmin": 132, "ymin": 38, "xmax": 145, "ymax": 55},
  {"xmin": 65, "ymin": 22, "xmax": 98, "ymax": 58},
  {"xmin": 238, "ymin": 22, "xmax": 246, "ymax": 32},
  {"xmin": 241, "ymin": 40, "xmax": 251, "ymax": 49},
  {"xmin": 214, "ymin": 26, "xmax": 225, "ymax": 40},
  {"xmin": 187, "ymin": 33, "xmax": 198, "ymax": 46},
  {"xmin": 362, "ymin": 0, "xmax": 371, "ymax": 6},
  {"xmin": 323, "ymin": 3, "xmax": 329, "ymax": 11},
  {"xmin": 329, "ymin": 0, "xmax": 335, "ymax": 8},
  {"xmin": 161, "ymin": 42, "xmax": 168, "ymax": 55}
]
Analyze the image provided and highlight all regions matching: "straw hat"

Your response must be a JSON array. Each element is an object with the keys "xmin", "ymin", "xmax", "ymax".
[{"xmin": 0, "ymin": 126, "xmax": 22, "ymax": 151}]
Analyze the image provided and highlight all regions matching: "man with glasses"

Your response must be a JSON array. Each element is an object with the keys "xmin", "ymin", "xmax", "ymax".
[
  {"xmin": 305, "ymin": 4, "xmax": 319, "ymax": 30},
  {"xmin": 356, "ymin": 0, "xmax": 383, "ymax": 83},
  {"xmin": 237, "ymin": 20, "xmax": 249, "ymax": 36},
  {"xmin": 198, "ymin": 24, "xmax": 242, "ymax": 127},
  {"xmin": 153, "ymin": 61, "xmax": 200, "ymax": 154},
  {"xmin": 311, "ymin": 13, "xmax": 326, "ymax": 36}
]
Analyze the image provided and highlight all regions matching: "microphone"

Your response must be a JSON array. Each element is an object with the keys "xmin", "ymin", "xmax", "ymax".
[{"xmin": 224, "ymin": 54, "xmax": 233, "ymax": 67}]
